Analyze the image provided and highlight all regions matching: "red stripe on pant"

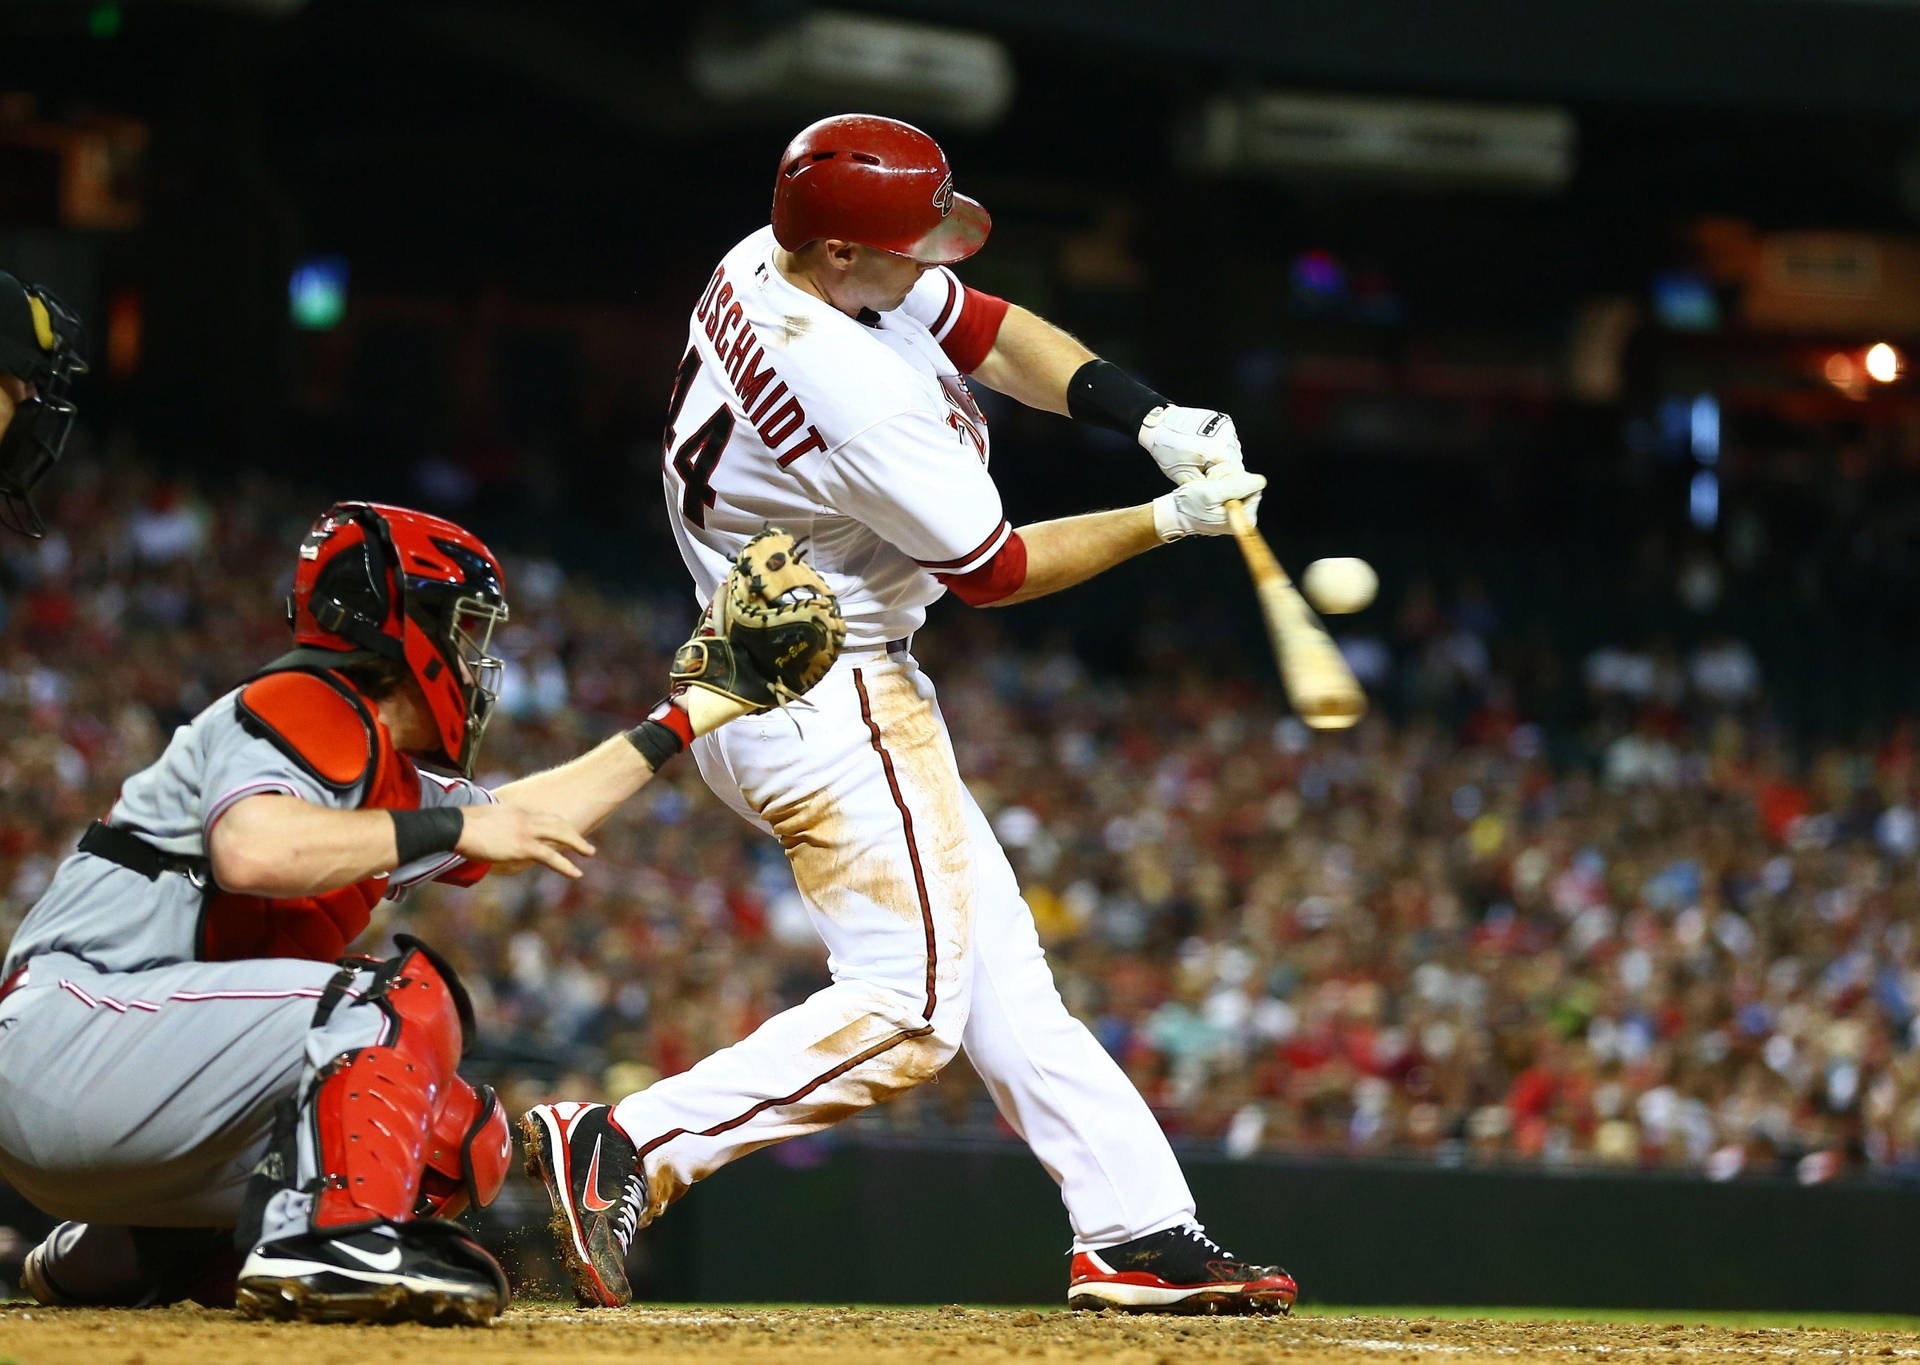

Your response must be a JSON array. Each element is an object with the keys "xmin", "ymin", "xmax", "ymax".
[
  {"xmin": 633, "ymin": 1025, "xmax": 932, "ymax": 1163},
  {"xmin": 853, "ymin": 666, "xmax": 940, "ymax": 1019},
  {"xmin": 633, "ymin": 666, "xmax": 941, "ymax": 1165}
]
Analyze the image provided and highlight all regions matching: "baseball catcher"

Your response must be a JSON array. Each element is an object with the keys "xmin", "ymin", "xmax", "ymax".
[{"xmin": 0, "ymin": 507, "xmax": 840, "ymax": 1325}]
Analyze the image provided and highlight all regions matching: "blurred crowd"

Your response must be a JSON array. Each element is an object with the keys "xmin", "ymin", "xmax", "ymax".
[{"xmin": 5, "ymin": 457, "xmax": 1920, "ymax": 1189}]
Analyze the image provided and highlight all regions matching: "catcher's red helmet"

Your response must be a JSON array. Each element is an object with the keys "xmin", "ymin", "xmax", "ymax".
[
  {"xmin": 287, "ymin": 501, "xmax": 509, "ymax": 777},
  {"xmin": 770, "ymin": 113, "xmax": 991, "ymax": 265}
]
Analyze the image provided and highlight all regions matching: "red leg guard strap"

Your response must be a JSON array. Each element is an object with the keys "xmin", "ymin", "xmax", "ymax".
[
  {"xmin": 416, "ymin": 1079, "xmax": 512, "ymax": 1220},
  {"xmin": 309, "ymin": 941, "xmax": 470, "ymax": 1229}
]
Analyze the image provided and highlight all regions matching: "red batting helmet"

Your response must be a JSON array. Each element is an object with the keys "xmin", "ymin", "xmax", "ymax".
[
  {"xmin": 770, "ymin": 113, "xmax": 991, "ymax": 265},
  {"xmin": 287, "ymin": 502, "xmax": 509, "ymax": 777}
]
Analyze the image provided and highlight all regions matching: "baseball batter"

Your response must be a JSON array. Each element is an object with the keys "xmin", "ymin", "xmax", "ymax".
[
  {"xmin": 525, "ymin": 114, "xmax": 1296, "ymax": 1314},
  {"xmin": 0, "ymin": 505, "xmax": 841, "ymax": 1324}
]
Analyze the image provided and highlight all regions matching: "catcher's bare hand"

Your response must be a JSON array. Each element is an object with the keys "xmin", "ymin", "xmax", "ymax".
[
  {"xmin": 672, "ymin": 528, "xmax": 846, "ymax": 735},
  {"xmin": 455, "ymin": 803, "xmax": 595, "ymax": 878}
]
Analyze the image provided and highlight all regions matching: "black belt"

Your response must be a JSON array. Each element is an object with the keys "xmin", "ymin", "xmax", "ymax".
[
  {"xmin": 78, "ymin": 821, "xmax": 214, "ymax": 888},
  {"xmin": 886, "ymin": 637, "xmax": 910, "ymax": 655}
]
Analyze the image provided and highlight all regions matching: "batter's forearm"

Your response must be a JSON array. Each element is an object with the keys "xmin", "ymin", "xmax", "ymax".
[
  {"xmin": 208, "ymin": 796, "xmax": 405, "ymax": 896},
  {"xmin": 970, "ymin": 305, "xmax": 1094, "ymax": 415},
  {"xmin": 985, "ymin": 505, "xmax": 1162, "ymax": 607}
]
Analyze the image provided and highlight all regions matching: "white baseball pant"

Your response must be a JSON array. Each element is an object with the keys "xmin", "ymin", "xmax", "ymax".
[{"xmin": 611, "ymin": 646, "xmax": 1195, "ymax": 1249}]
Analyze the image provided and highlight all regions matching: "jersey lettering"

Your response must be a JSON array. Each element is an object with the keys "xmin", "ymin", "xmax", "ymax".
[
  {"xmin": 691, "ymin": 264, "xmax": 824, "ymax": 472},
  {"xmin": 664, "ymin": 231, "xmax": 1007, "ymax": 649},
  {"xmin": 694, "ymin": 266, "xmax": 724, "ymax": 323},
  {"xmin": 941, "ymin": 375, "xmax": 987, "ymax": 461},
  {"xmin": 750, "ymin": 380, "xmax": 789, "ymax": 425},
  {"xmin": 671, "ymin": 405, "xmax": 734, "ymax": 528},
  {"xmin": 703, "ymin": 283, "xmax": 734, "ymax": 342},
  {"xmin": 775, "ymin": 425, "xmax": 827, "ymax": 468},
  {"xmin": 735, "ymin": 350, "xmax": 777, "ymax": 408},
  {"xmin": 725, "ymin": 324, "xmax": 758, "ymax": 382},
  {"xmin": 663, "ymin": 346, "xmax": 702, "ymax": 456},
  {"xmin": 715, "ymin": 301, "xmax": 743, "ymax": 353},
  {"xmin": 760, "ymin": 395, "xmax": 806, "ymax": 448}
]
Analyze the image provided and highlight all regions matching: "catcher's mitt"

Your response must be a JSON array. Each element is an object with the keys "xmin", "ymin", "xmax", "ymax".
[{"xmin": 673, "ymin": 529, "xmax": 844, "ymax": 726}]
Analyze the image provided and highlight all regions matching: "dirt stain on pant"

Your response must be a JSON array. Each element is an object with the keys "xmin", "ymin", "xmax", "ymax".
[
  {"xmin": 756, "ymin": 667, "xmax": 975, "ymax": 959},
  {"xmin": 642, "ymin": 1023, "xmax": 949, "ymax": 1225}
]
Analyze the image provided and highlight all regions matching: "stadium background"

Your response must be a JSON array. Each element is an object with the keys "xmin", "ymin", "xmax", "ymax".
[{"xmin": 4, "ymin": 0, "xmax": 1920, "ymax": 1316}]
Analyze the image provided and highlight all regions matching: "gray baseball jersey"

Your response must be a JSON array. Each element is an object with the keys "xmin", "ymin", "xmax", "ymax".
[{"xmin": 5, "ymin": 684, "xmax": 489, "ymax": 977}]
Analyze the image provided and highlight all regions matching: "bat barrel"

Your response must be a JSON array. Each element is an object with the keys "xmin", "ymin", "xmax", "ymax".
[{"xmin": 1225, "ymin": 498, "xmax": 1367, "ymax": 730}]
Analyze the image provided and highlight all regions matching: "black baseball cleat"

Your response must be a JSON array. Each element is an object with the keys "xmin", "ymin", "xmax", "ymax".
[
  {"xmin": 235, "ymin": 1219, "xmax": 508, "ymax": 1326},
  {"xmin": 22, "ymin": 1222, "xmax": 240, "ymax": 1308},
  {"xmin": 1068, "ymin": 1223, "xmax": 1298, "ymax": 1314},
  {"xmin": 520, "ymin": 1100, "xmax": 645, "ymax": 1307}
]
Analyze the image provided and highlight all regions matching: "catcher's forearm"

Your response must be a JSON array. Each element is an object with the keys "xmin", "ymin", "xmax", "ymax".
[
  {"xmin": 492, "ymin": 735, "xmax": 656, "ymax": 836},
  {"xmin": 983, "ymin": 505, "xmax": 1161, "ymax": 608},
  {"xmin": 970, "ymin": 305, "xmax": 1093, "ymax": 415},
  {"xmin": 208, "ymin": 794, "xmax": 409, "ymax": 895}
]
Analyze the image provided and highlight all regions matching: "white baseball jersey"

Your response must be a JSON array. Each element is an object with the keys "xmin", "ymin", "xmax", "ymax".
[{"xmin": 663, "ymin": 226, "xmax": 1010, "ymax": 646}]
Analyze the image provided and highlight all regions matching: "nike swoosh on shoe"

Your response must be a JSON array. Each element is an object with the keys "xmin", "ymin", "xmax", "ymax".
[
  {"xmin": 580, "ymin": 1136, "xmax": 616, "ymax": 1214},
  {"xmin": 336, "ymin": 1242, "xmax": 404, "ymax": 1272}
]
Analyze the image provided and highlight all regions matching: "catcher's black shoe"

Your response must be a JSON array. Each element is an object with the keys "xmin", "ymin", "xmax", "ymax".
[
  {"xmin": 20, "ymin": 1235, "xmax": 73, "ymax": 1306},
  {"xmin": 1068, "ymin": 1223, "xmax": 1298, "ymax": 1314},
  {"xmin": 520, "ymin": 1100, "xmax": 645, "ymax": 1307},
  {"xmin": 23, "ymin": 1222, "xmax": 240, "ymax": 1308},
  {"xmin": 235, "ymin": 1219, "xmax": 508, "ymax": 1326}
]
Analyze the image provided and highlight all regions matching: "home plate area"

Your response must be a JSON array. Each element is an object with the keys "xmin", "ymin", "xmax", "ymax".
[{"xmin": 4, "ymin": 1304, "xmax": 1920, "ymax": 1365}]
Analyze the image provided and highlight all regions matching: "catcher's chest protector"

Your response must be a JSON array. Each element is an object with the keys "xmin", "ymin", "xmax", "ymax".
[{"xmin": 197, "ymin": 670, "xmax": 469, "ymax": 962}]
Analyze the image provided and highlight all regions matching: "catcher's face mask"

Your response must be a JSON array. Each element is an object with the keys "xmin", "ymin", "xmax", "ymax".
[
  {"xmin": 405, "ymin": 538, "xmax": 510, "ymax": 776},
  {"xmin": 0, "ymin": 281, "xmax": 88, "ymax": 539}
]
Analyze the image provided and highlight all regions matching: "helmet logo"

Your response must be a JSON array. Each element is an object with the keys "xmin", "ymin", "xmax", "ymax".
[
  {"xmin": 932, "ymin": 174, "xmax": 954, "ymax": 218},
  {"xmin": 298, "ymin": 514, "xmax": 337, "ymax": 560}
]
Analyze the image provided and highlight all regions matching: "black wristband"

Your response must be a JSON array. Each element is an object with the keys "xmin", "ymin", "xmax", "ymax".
[
  {"xmin": 624, "ymin": 718, "xmax": 686, "ymax": 772},
  {"xmin": 1066, "ymin": 359, "xmax": 1169, "ymax": 438},
  {"xmin": 392, "ymin": 806, "xmax": 464, "ymax": 866}
]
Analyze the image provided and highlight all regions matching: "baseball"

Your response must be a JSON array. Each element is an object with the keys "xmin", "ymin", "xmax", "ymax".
[{"xmin": 1301, "ymin": 557, "xmax": 1378, "ymax": 614}]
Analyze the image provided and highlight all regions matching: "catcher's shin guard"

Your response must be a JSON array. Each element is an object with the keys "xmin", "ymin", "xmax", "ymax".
[
  {"xmin": 310, "ymin": 937, "xmax": 472, "ymax": 1228},
  {"xmin": 416, "ymin": 1078, "xmax": 512, "ymax": 1220}
]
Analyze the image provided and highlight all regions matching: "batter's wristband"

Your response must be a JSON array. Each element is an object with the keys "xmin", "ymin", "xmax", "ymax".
[
  {"xmin": 1067, "ymin": 359, "xmax": 1169, "ymax": 439},
  {"xmin": 392, "ymin": 806, "xmax": 464, "ymax": 866}
]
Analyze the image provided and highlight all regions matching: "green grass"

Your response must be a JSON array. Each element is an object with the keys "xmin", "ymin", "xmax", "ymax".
[{"xmin": 1303, "ymin": 1305, "xmax": 1920, "ymax": 1332}]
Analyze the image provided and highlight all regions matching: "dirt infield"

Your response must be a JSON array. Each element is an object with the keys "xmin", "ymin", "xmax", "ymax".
[{"xmin": 4, "ymin": 1303, "xmax": 1920, "ymax": 1365}]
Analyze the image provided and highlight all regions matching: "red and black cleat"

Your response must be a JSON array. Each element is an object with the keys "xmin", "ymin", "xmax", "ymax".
[
  {"xmin": 1068, "ymin": 1223, "xmax": 1298, "ymax": 1314},
  {"xmin": 520, "ymin": 1101, "xmax": 646, "ymax": 1308}
]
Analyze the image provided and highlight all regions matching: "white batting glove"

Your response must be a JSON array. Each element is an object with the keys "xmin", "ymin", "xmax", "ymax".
[
  {"xmin": 1140, "ymin": 405, "xmax": 1246, "ymax": 485},
  {"xmin": 1152, "ymin": 469, "xmax": 1266, "ymax": 541}
]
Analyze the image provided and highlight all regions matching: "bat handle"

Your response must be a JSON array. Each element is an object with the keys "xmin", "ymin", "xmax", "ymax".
[{"xmin": 1222, "ymin": 497, "xmax": 1291, "ymax": 587}]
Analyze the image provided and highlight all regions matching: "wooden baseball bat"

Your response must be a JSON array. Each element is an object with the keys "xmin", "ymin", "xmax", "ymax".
[{"xmin": 1223, "ymin": 499, "xmax": 1367, "ymax": 730}]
